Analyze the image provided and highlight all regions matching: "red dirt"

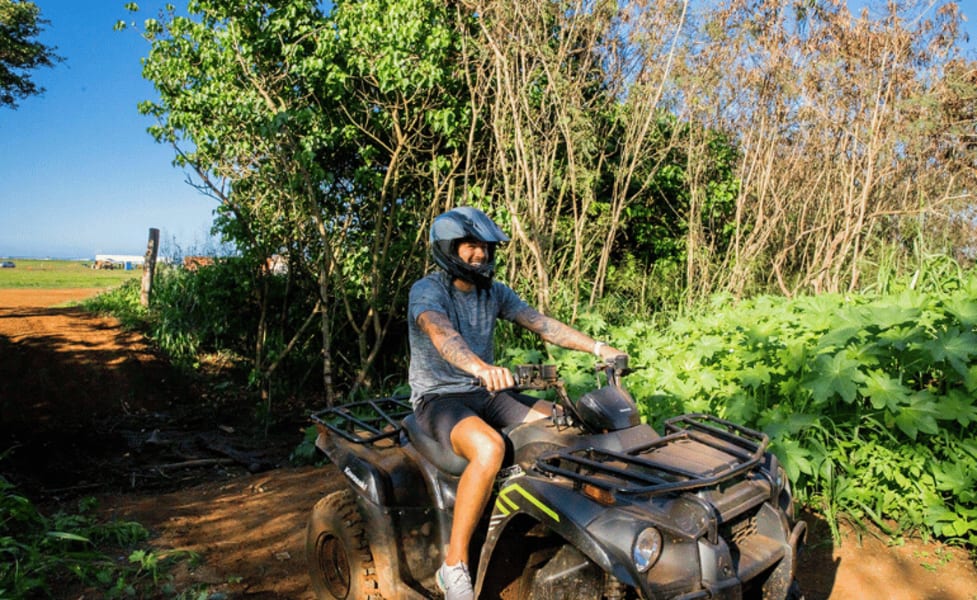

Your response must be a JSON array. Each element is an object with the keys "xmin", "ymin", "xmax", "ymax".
[{"xmin": 1, "ymin": 288, "xmax": 975, "ymax": 599}]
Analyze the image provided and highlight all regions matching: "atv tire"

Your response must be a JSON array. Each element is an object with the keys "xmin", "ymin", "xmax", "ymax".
[{"xmin": 307, "ymin": 489, "xmax": 383, "ymax": 600}]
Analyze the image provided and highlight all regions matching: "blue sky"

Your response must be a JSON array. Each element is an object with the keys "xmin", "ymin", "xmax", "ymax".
[
  {"xmin": 0, "ymin": 1, "xmax": 216, "ymax": 259},
  {"xmin": 1, "ymin": 1, "xmax": 974, "ymax": 260}
]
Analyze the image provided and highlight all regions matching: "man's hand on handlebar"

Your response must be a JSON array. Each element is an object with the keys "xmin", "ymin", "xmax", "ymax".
[
  {"xmin": 596, "ymin": 343, "xmax": 627, "ymax": 362},
  {"xmin": 473, "ymin": 364, "xmax": 516, "ymax": 392}
]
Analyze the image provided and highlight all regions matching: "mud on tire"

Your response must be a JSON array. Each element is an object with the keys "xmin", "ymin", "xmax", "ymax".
[{"xmin": 307, "ymin": 489, "xmax": 383, "ymax": 600}]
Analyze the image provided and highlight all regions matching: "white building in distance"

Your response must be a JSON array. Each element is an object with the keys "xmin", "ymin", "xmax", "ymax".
[{"xmin": 93, "ymin": 254, "xmax": 145, "ymax": 270}]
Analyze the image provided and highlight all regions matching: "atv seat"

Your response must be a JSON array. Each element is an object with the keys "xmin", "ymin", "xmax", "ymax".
[{"xmin": 402, "ymin": 414, "xmax": 469, "ymax": 476}]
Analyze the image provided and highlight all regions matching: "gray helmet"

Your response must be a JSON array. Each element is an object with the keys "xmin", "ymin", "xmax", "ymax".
[{"xmin": 430, "ymin": 206, "xmax": 509, "ymax": 289}]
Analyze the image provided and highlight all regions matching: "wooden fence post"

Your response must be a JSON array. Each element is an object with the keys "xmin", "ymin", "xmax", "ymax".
[{"xmin": 141, "ymin": 228, "xmax": 160, "ymax": 307}]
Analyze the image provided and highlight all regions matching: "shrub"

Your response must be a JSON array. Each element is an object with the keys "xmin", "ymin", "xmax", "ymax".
[
  {"xmin": 601, "ymin": 270, "xmax": 977, "ymax": 546},
  {"xmin": 82, "ymin": 279, "xmax": 147, "ymax": 331},
  {"xmin": 0, "ymin": 471, "xmax": 151, "ymax": 597}
]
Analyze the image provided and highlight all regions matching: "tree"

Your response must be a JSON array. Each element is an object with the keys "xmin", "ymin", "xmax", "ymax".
[
  {"xmin": 136, "ymin": 0, "xmax": 471, "ymax": 403},
  {"xmin": 133, "ymin": 0, "xmax": 977, "ymax": 414},
  {"xmin": 671, "ymin": 0, "xmax": 977, "ymax": 298},
  {"xmin": 460, "ymin": 0, "xmax": 702, "ymax": 315},
  {"xmin": 0, "ymin": 0, "xmax": 61, "ymax": 109}
]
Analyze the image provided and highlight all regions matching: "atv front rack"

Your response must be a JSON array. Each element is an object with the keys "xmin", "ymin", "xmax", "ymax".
[
  {"xmin": 310, "ymin": 396, "xmax": 412, "ymax": 444},
  {"xmin": 535, "ymin": 414, "xmax": 769, "ymax": 497}
]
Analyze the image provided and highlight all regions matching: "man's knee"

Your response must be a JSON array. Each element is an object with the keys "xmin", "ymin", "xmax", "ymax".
[
  {"xmin": 453, "ymin": 421, "xmax": 505, "ymax": 468},
  {"xmin": 472, "ymin": 430, "xmax": 505, "ymax": 468}
]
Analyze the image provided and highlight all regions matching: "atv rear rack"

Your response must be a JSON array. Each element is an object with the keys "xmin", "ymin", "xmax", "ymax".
[
  {"xmin": 535, "ymin": 414, "xmax": 769, "ymax": 497},
  {"xmin": 310, "ymin": 396, "xmax": 412, "ymax": 445}
]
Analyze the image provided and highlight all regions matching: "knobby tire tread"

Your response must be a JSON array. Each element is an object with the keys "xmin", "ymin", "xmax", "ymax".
[{"xmin": 314, "ymin": 489, "xmax": 383, "ymax": 600}]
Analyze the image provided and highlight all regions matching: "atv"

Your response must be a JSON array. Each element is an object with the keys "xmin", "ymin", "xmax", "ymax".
[{"xmin": 306, "ymin": 357, "xmax": 806, "ymax": 599}]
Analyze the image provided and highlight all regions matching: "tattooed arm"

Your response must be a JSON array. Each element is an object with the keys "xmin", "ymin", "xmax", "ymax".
[
  {"xmin": 514, "ymin": 307, "xmax": 625, "ymax": 360},
  {"xmin": 416, "ymin": 310, "xmax": 515, "ymax": 391}
]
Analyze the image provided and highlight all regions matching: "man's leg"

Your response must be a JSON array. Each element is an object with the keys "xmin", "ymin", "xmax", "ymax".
[{"xmin": 446, "ymin": 415, "xmax": 506, "ymax": 566}]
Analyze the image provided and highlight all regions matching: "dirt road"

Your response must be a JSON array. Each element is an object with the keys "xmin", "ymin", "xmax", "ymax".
[{"xmin": 1, "ymin": 288, "xmax": 976, "ymax": 599}]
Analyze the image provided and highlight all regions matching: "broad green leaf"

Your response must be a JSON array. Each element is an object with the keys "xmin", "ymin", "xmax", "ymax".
[
  {"xmin": 723, "ymin": 394, "xmax": 758, "ymax": 424},
  {"xmin": 694, "ymin": 335, "xmax": 726, "ymax": 361},
  {"xmin": 948, "ymin": 517, "xmax": 977, "ymax": 537},
  {"xmin": 816, "ymin": 324, "xmax": 862, "ymax": 351},
  {"xmin": 932, "ymin": 461, "xmax": 975, "ymax": 495},
  {"xmin": 860, "ymin": 370, "xmax": 911, "ymax": 411},
  {"xmin": 769, "ymin": 437, "xmax": 813, "ymax": 482},
  {"xmin": 965, "ymin": 364, "xmax": 977, "ymax": 393},
  {"xmin": 922, "ymin": 328, "xmax": 977, "ymax": 376},
  {"xmin": 760, "ymin": 409, "xmax": 818, "ymax": 438},
  {"xmin": 868, "ymin": 302, "xmax": 921, "ymax": 331},
  {"xmin": 694, "ymin": 368, "xmax": 722, "ymax": 392},
  {"xmin": 778, "ymin": 339, "xmax": 809, "ymax": 373},
  {"xmin": 738, "ymin": 364, "xmax": 772, "ymax": 389},
  {"xmin": 807, "ymin": 351, "xmax": 864, "ymax": 404},
  {"xmin": 937, "ymin": 389, "xmax": 977, "ymax": 426},
  {"xmin": 945, "ymin": 296, "xmax": 977, "ymax": 328},
  {"xmin": 892, "ymin": 393, "xmax": 940, "ymax": 440},
  {"xmin": 875, "ymin": 324, "xmax": 922, "ymax": 351}
]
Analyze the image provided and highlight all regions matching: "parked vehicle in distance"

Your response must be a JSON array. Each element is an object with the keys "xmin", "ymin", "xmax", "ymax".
[{"xmin": 1, "ymin": 261, "xmax": 15, "ymax": 268}]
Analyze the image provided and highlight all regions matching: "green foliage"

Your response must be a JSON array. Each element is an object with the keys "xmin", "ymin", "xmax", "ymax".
[
  {"xmin": 149, "ymin": 261, "xmax": 258, "ymax": 365},
  {"xmin": 131, "ymin": 0, "xmax": 468, "ymax": 395},
  {"xmin": 149, "ymin": 261, "xmax": 324, "ymax": 392},
  {"xmin": 0, "ymin": 0, "xmax": 62, "ymax": 109},
  {"xmin": 0, "ymin": 469, "xmax": 182, "ymax": 597},
  {"xmin": 619, "ymin": 119, "xmax": 740, "ymax": 272},
  {"xmin": 290, "ymin": 425, "xmax": 327, "ymax": 466},
  {"xmin": 82, "ymin": 279, "xmax": 147, "ymax": 330},
  {"xmin": 606, "ymin": 268, "xmax": 977, "ymax": 547}
]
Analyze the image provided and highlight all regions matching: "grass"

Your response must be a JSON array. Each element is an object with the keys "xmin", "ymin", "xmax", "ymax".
[{"xmin": 0, "ymin": 259, "xmax": 141, "ymax": 289}]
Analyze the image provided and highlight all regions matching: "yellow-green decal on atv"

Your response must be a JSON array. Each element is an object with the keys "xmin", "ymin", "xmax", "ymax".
[{"xmin": 495, "ymin": 483, "xmax": 560, "ymax": 523}]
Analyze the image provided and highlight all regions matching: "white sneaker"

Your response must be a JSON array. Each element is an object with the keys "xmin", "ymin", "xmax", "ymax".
[{"xmin": 437, "ymin": 561, "xmax": 474, "ymax": 600}]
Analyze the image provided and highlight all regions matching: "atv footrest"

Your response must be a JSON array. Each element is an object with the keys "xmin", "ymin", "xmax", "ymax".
[
  {"xmin": 535, "ymin": 414, "xmax": 768, "ymax": 497},
  {"xmin": 310, "ymin": 396, "xmax": 413, "ymax": 445}
]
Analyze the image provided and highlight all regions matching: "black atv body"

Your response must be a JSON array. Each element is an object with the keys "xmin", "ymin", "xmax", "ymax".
[{"xmin": 306, "ymin": 360, "xmax": 806, "ymax": 599}]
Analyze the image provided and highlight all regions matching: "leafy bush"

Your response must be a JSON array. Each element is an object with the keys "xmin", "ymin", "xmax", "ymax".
[
  {"xmin": 603, "ymin": 270, "xmax": 977, "ymax": 546},
  {"xmin": 82, "ymin": 279, "xmax": 147, "ymax": 331},
  {"xmin": 149, "ymin": 261, "xmax": 261, "ymax": 366},
  {"xmin": 0, "ymin": 471, "xmax": 155, "ymax": 597},
  {"xmin": 149, "ymin": 260, "xmax": 331, "ymax": 415}
]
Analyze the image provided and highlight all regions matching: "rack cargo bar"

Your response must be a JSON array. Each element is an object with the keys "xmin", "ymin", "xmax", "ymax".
[
  {"xmin": 536, "ymin": 414, "xmax": 769, "ymax": 496},
  {"xmin": 310, "ymin": 396, "xmax": 412, "ymax": 444}
]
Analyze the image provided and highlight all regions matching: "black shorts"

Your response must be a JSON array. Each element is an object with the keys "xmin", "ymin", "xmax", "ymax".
[{"xmin": 414, "ymin": 389, "xmax": 540, "ymax": 451}]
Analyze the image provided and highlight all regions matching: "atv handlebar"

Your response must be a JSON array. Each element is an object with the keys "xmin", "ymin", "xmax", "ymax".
[{"xmin": 479, "ymin": 355, "xmax": 631, "ymax": 394}]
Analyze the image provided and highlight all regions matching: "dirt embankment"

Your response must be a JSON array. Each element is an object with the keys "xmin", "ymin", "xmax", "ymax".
[{"xmin": 1, "ymin": 288, "xmax": 975, "ymax": 599}]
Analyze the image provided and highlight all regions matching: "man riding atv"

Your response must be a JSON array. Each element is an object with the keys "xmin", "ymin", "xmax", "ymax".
[
  {"xmin": 306, "ymin": 206, "xmax": 806, "ymax": 600},
  {"xmin": 408, "ymin": 206, "xmax": 625, "ymax": 599}
]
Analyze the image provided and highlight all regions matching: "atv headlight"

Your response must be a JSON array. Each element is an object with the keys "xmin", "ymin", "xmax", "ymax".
[{"xmin": 633, "ymin": 527, "xmax": 663, "ymax": 572}]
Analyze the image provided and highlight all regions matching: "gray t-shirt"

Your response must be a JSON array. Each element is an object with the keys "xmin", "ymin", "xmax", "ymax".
[{"xmin": 408, "ymin": 272, "xmax": 529, "ymax": 406}]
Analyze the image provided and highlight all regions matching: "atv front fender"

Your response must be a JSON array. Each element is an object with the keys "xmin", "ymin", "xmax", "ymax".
[{"xmin": 477, "ymin": 475, "xmax": 657, "ymax": 592}]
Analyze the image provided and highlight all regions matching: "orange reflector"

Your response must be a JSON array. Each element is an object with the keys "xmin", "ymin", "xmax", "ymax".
[{"xmin": 582, "ymin": 483, "xmax": 615, "ymax": 504}]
